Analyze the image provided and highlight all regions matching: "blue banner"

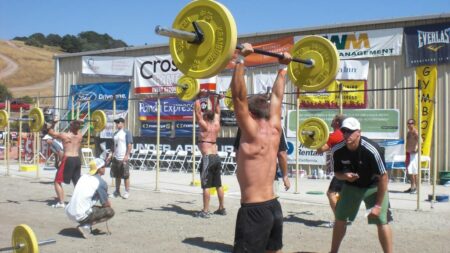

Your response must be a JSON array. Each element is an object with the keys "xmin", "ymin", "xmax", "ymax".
[
  {"xmin": 405, "ymin": 22, "xmax": 450, "ymax": 67},
  {"xmin": 69, "ymin": 82, "xmax": 130, "ymax": 111},
  {"xmin": 175, "ymin": 121, "xmax": 199, "ymax": 137},
  {"xmin": 141, "ymin": 122, "xmax": 172, "ymax": 137},
  {"xmin": 138, "ymin": 97, "xmax": 194, "ymax": 121}
]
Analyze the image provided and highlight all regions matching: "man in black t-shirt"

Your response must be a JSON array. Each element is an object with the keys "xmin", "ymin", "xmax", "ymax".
[{"xmin": 330, "ymin": 117, "xmax": 392, "ymax": 253}]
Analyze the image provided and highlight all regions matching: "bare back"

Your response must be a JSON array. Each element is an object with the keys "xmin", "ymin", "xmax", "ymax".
[
  {"xmin": 60, "ymin": 132, "xmax": 82, "ymax": 157},
  {"xmin": 198, "ymin": 120, "xmax": 220, "ymax": 155},
  {"xmin": 236, "ymin": 120, "xmax": 280, "ymax": 203}
]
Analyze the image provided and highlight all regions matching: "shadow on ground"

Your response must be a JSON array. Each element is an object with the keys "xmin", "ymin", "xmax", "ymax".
[{"xmin": 183, "ymin": 237, "xmax": 233, "ymax": 252}]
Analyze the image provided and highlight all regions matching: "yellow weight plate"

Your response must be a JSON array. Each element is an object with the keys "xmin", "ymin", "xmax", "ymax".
[
  {"xmin": 0, "ymin": 110, "xmax": 9, "ymax": 129},
  {"xmin": 91, "ymin": 110, "xmax": 107, "ymax": 132},
  {"xmin": 297, "ymin": 117, "xmax": 329, "ymax": 149},
  {"xmin": 12, "ymin": 224, "xmax": 39, "ymax": 253},
  {"xmin": 176, "ymin": 75, "xmax": 200, "ymax": 101},
  {"xmin": 170, "ymin": 0, "xmax": 237, "ymax": 78},
  {"xmin": 29, "ymin": 108, "xmax": 44, "ymax": 133},
  {"xmin": 224, "ymin": 87, "xmax": 234, "ymax": 111},
  {"xmin": 288, "ymin": 36, "xmax": 340, "ymax": 92}
]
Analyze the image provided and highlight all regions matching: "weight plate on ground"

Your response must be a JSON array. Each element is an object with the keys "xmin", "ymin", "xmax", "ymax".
[
  {"xmin": 91, "ymin": 110, "xmax": 107, "ymax": 132},
  {"xmin": 224, "ymin": 87, "xmax": 234, "ymax": 111},
  {"xmin": 29, "ymin": 108, "xmax": 44, "ymax": 133},
  {"xmin": 12, "ymin": 224, "xmax": 39, "ymax": 253},
  {"xmin": 177, "ymin": 75, "xmax": 200, "ymax": 101},
  {"xmin": 298, "ymin": 117, "xmax": 329, "ymax": 149},
  {"xmin": 170, "ymin": 0, "xmax": 237, "ymax": 79},
  {"xmin": 0, "ymin": 110, "xmax": 9, "ymax": 129},
  {"xmin": 288, "ymin": 36, "xmax": 340, "ymax": 91}
]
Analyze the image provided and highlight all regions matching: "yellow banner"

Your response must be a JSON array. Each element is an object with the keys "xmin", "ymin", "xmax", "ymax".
[
  {"xmin": 299, "ymin": 80, "xmax": 367, "ymax": 108},
  {"xmin": 415, "ymin": 66, "xmax": 436, "ymax": 156}
]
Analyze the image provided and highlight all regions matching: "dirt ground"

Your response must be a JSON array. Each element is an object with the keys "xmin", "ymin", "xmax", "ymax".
[{"xmin": 0, "ymin": 174, "xmax": 449, "ymax": 253}]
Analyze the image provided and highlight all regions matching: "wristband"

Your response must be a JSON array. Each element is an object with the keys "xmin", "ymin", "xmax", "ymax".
[
  {"xmin": 374, "ymin": 205, "xmax": 382, "ymax": 209},
  {"xmin": 234, "ymin": 55, "xmax": 245, "ymax": 64},
  {"xmin": 278, "ymin": 64, "xmax": 287, "ymax": 74}
]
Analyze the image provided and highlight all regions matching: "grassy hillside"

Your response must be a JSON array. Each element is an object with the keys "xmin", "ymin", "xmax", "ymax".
[{"xmin": 0, "ymin": 40, "xmax": 62, "ymax": 100}]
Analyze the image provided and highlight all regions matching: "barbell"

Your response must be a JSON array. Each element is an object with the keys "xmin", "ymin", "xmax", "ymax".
[
  {"xmin": 0, "ymin": 108, "xmax": 108, "ymax": 133},
  {"xmin": 176, "ymin": 76, "xmax": 234, "ymax": 111},
  {"xmin": 155, "ymin": 0, "xmax": 340, "ymax": 92},
  {"xmin": 0, "ymin": 224, "xmax": 56, "ymax": 253},
  {"xmin": 297, "ymin": 117, "xmax": 329, "ymax": 149}
]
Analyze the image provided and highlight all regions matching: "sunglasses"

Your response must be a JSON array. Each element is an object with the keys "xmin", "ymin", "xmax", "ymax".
[
  {"xmin": 341, "ymin": 128, "xmax": 357, "ymax": 134},
  {"xmin": 407, "ymin": 122, "xmax": 414, "ymax": 125}
]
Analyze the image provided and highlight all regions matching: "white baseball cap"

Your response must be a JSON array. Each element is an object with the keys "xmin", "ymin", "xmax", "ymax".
[
  {"xmin": 341, "ymin": 117, "xmax": 361, "ymax": 131},
  {"xmin": 42, "ymin": 135, "xmax": 53, "ymax": 140}
]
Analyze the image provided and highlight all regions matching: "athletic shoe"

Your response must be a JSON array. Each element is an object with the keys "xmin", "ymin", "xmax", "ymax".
[
  {"xmin": 122, "ymin": 191, "xmax": 129, "ymax": 199},
  {"xmin": 403, "ymin": 188, "xmax": 412, "ymax": 193},
  {"xmin": 213, "ymin": 208, "xmax": 227, "ymax": 216},
  {"xmin": 109, "ymin": 191, "xmax": 120, "ymax": 198},
  {"xmin": 77, "ymin": 224, "xmax": 92, "ymax": 239},
  {"xmin": 326, "ymin": 221, "xmax": 334, "ymax": 228},
  {"xmin": 194, "ymin": 210, "xmax": 211, "ymax": 218},
  {"xmin": 410, "ymin": 188, "xmax": 417, "ymax": 194},
  {"xmin": 52, "ymin": 202, "xmax": 65, "ymax": 208}
]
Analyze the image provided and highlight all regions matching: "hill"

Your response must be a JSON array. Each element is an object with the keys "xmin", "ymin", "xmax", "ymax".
[{"xmin": 0, "ymin": 40, "xmax": 62, "ymax": 105}]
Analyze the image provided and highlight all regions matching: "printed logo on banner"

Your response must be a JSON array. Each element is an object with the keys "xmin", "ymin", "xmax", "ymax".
[
  {"xmin": 69, "ymin": 82, "xmax": 130, "ymax": 111},
  {"xmin": 141, "ymin": 122, "xmax": 172, "ymax": 137},
  {"xmin": 138, "ymin": 98, "xmax": 194, "ymax": 121},
  {"xmin": 175, "ymin": 121, "xmax": 200, "ymax": 137}
]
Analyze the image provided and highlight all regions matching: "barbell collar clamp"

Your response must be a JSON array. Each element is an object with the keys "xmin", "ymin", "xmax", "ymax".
[{"xmin": 301, "ymin": 130, "xmax": 315, "ymax": 137}]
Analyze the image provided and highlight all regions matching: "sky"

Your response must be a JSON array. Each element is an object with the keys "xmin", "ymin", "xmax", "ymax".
[{"xmin": 1, "ymin": 0, "xmax": 449, "ymax": 47}]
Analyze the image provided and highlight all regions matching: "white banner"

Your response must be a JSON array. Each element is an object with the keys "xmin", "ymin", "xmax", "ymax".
[
  {"xmin": 217, "ymin": 75, "xmax": 231, "ymax": 110},
  {"xmin": 82, "ymin": 56, "xmax": 134, "ymax": 76},
  {"xmin": 253, "ymin": 72, "xmax": 276, "ymax": 94},
  {"xmin": 336, "ymin": 60, "xmax": 369, "ymax": 80},
  {"xmin": 286, "ymin": 138, "xmax": 326, "ymax": 165},
  {"xmin": 295, "ymin": 28, "xmax": 403, "ymax": 59},
  {"xmin": 99, "ymin": 110, "xmax": 128, "ymax": 139},
  {"xmin": 133, "ymin": 55, "xmax": 182, "ymax": 94}
]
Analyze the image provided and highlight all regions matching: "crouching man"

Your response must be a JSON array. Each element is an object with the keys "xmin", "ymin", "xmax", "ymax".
[{"xmin": 65, "ymin": 158, "xmax": 115, "ymax": 239}]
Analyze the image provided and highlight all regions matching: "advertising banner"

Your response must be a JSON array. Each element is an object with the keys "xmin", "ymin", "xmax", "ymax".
[
  {"xmin": 286, "ymin": 138, "xmax": 326, "ymax": 165},
  {"xmin": 141, "ymin": 122, "xmax": 172, "ymax": 137},
  {"xmin": 175, "ymin": 121, "xmax": 200, "ymax": 137},
  {"xmin": 299, "ymin": 80, "xmax": 367, "ymax": 109},
  {"xmin": 415, "ymin": 66, "xmax": 437, "ymax": 156},
  {"xmin": 138, "ymin": 97, "xmax": 193, "ymax": 121},
  {"xmin": 287, "ymin": 109, "xmax": 399, "ymax": 139},
  {"xmin": 69, "ymin": 82, "xmax": 130, "ymax": 111},
  {"xmin": 405, "ymin": 22, "xmax": 450, "ymax": 67},
  {"xmin": 134, "ymin": 55, "xmax": 182, "ymax": 94},
  {"xmin": 82, "ymin": 56, "xmax": 134, "ymax": 76},
  {"xmin": 225, "ymin": 36, "xmax": 294, "ymax": 68},
  {"xmin": 99, "ymin": 110, "xmax": 128, "ymax": 139},
  {"xmin": 336, "ymin": 60, "xmax": 369, "ymax": 80},
  {"xmin": 295, "ymin": 28, "xmax": 403, "ymax": 59}
]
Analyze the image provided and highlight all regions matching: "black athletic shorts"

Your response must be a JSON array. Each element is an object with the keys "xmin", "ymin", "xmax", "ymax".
[
  {"xmin": 199, "ymin": 154, "xmax": 222, "ymax": 189},
  {"xmin": 55, "ymin": 156, "xmax": 81, "ymax": 185},
  {"xmin": 328, "ymin": 176, "xmax": 344, "ymax": 193},
  {"xmin": 233, "ymin": 198, "xmax": 283, "ymax": 253}
]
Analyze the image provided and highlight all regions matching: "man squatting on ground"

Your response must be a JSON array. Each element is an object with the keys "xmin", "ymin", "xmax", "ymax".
[
  {"xmin": 316, "ymin": 115, "xmax": 345, "ymax": 227},
  {"xmin": 107, "ymin": 117, "xmax": 133, "ymax": 199},
  {"xmin": 65, "ymin": 158, "xmax": 115, "ymax": 239},
  {"xmin": 46, "ymin": 120, "xmax": 83, "ymax": 208},
  {"xmin": 330, "ymin": 117, "xmax": 393, "ymax": 253},
  {"xmin": 194, "ymin": 96, "xmax": 226, "ymax": 217},
  {"xmin": 231, "ymin": 42, "xmax": 291, "ymax": 253}
]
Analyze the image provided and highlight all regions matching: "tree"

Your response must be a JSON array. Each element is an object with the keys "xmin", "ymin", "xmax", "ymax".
[
  {"xmin": 28, "ymin": 33, "xmax": 47, "ymax": 45},
  {"xmin": 60, "ymin": 35, "xmax": 82, "ymax": 53},
  {"xmin": 46, "ymin": 34, "xmax": 62, "ymax": 47},
  {"xmin": 0, "ymin": 84, "xmax": 13, "ymax": 101}
]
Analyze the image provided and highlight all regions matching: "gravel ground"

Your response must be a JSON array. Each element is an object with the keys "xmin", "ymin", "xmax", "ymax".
[{"xmin": 0, "ymin": 173, "xmax": 449, "ymax": 253}]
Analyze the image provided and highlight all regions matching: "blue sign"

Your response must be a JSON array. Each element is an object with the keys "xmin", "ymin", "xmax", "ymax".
[
  {"xmin": 69, "ymin": 82, "xmax": 130, "ymax": 111},
  {"xmin": 141, "ymin": 122, "xmax": 172, "ymax": 137},
  {"xmin": 138, "ymin": 98, "xmax": 194, "ymax": 121},
  {"xmin": 175, "ymin": 121, "xmax": 199, "ymax": 137}
]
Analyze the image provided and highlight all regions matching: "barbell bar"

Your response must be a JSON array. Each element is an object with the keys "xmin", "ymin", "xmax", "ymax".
[
  {"xmin": 0, "ymin": 108, "xmax": 44, "ymax": 133},
  {"xmin": 154, "ymin": 0, "xmax": 340, "ymax": 92},
  {"xmin": 0, "ymin": 224, "xmax": 56, "ymax": 253},
  {"xmin": 156, "ymin": 25, "xmax": 314, "ymax": 66},
  {"xmin": 0, "ymin": 109, "xmax": 107, "ymax": 133}
]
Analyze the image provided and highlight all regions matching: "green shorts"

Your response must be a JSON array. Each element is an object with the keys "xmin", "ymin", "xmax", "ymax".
[{"xmin": 335, "ymin": 184, "xmax": 389, "ymax": 225}]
